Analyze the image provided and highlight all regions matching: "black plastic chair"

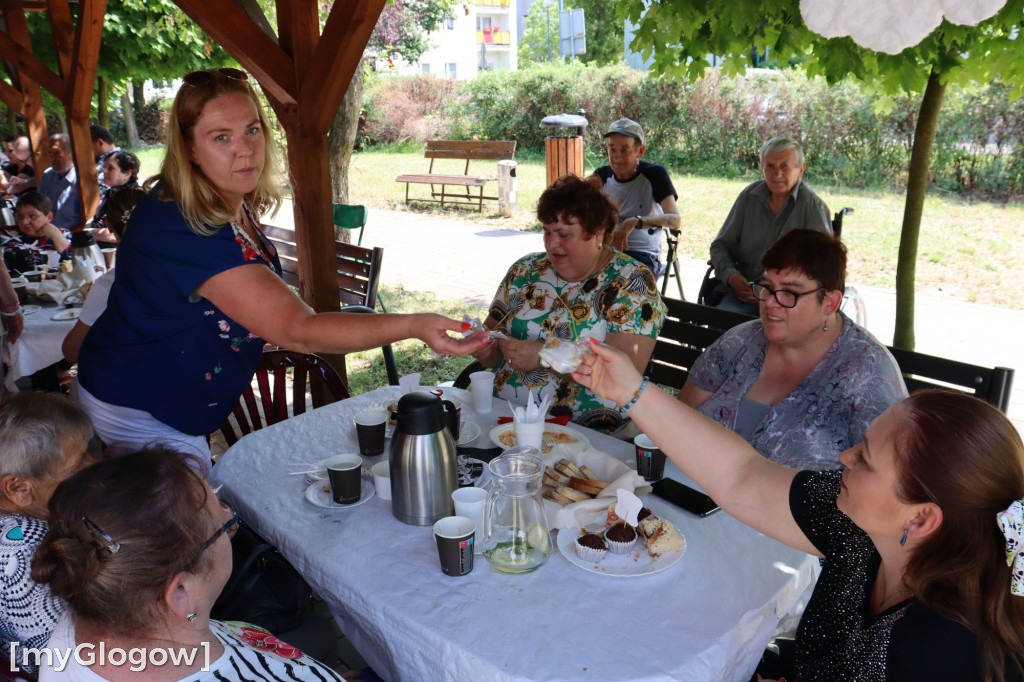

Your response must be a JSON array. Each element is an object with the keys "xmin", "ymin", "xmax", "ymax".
[
  {"xmin": 219, "ymin": 349, "xmax": 350, "ymax": 447},
  {"xmin": 886, "ymin": 346, "xmax": 1015, "ymax": 413},
  {"xmin": 453, "ymin": 359, "xmax": 486, "ymax": 389}
]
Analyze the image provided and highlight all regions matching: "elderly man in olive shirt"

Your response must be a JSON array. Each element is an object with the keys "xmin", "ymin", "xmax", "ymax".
[{"xmin": 708, "ymin": 137, "xmax": 832, "ymax": 315}]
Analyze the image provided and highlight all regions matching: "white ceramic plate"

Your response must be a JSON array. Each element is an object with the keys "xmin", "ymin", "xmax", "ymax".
[
  {"xmin": 51, "ymin": 308, "xmax": 81, "ymax": 321},
  {"xmin": 304, "ymin": 478, "xmax": 375, "ymax": 509},
  {"xmin": 556, "ymin": 525, "xmax": 685, "ymax": 577},
  {"xmin": 21, "ymin": 304, "xmax": 41, "ymax": 316},
  {"xmin": 457, "ymin": 420, "xmax": 480, "ymax": 445},
  {"xmin": 488, "ymin": 422, "xmax": 590, "ymax": 454}
]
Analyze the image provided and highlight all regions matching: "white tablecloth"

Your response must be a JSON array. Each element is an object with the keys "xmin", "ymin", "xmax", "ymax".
[
  {"xmin": 212, "ymin": 386, "xmax": 818, "ymax": 682},
  {"xmin": 3, "ymin": 303, "xmax": 75, "ymax": 390}
]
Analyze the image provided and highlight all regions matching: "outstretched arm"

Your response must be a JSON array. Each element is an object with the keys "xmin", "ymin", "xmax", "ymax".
[
  {"xmin": 573, "ymin": 341, "xmax": 818, "ymax": 556},
  {"xmin": 195, "ymin": 264, "xmax": 484, "ymax": 357}
]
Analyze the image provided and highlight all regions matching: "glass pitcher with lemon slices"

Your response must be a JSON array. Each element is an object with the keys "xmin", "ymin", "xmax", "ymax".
[{"xmin": 481, "ymin": 447, "xmax": 551, "ymax": 573}]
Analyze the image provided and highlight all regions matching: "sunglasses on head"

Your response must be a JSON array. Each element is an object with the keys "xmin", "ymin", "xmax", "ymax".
[{"xmin": 182, "ymin": 67, "xmax": 249, "ymax": 88}]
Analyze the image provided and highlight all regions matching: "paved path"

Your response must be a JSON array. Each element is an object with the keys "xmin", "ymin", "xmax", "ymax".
[{"xmin": 271, "ymin": 202, "xmax": 1023, "ymax": 427}]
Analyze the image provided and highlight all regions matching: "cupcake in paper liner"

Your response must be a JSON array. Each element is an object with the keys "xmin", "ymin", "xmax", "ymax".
[
  {"xmin": 574, "ymin": 531, "xmax": 608, "ymax": 562},
  {"xmin": 604, "ymin": 522, "xmax": 637, "ymax": 554}
]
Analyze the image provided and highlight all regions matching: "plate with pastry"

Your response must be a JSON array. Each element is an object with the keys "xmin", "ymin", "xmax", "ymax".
[
  {"xmin": 488, "ymin": 423, "xmax": 589, "ymax": 455},
  {"xmin": 556, "ymin": 514, "xmax": 685, "ymax": 577}
]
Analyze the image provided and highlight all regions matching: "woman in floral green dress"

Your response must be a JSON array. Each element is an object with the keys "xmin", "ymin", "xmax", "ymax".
[{"xmin": 474, "ymin": 175, "xmax": 665, "ymax": 433}]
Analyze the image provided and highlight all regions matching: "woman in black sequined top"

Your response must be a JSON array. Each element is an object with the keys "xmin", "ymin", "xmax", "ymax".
[{"xmin": 573, "ymin": 343, "xmax": 1024, "ymax": 681}]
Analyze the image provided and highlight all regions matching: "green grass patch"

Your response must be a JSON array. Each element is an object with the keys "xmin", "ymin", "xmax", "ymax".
[{"xmin": 344, "ymin": 285, "xmax": 487, "ymax": 396}]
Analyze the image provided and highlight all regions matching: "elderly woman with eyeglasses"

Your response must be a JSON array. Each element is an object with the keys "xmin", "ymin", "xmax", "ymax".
[
  {"xmin": 33, "ymin": 448, "xmax": 346, "ymax": 681},
  {"xmin": 76, "ymin": 68, "xmax": 484, "ymax": 458},
  {"xmin": 678, "ymin": 229, "xmax": 906, "ymax": 470}
]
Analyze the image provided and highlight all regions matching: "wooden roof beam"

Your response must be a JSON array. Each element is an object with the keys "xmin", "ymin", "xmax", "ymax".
[
  {"xmin": 0, "ymin": 29, "xmax": 66, "ymax": 99},
  {"xmin": 175, "ymin": 0, "xmax": 298, "ymax": 107},
  {"xmin": 66, "ymin": 0, "xmax": 103, "ymax": 116},
  {"xmin": 300, "ymin": 0, "xmax": 386, "ymax": 135},
  {"xmin": 46, "ymin": 0, "xmax": 73, "ymax": 78}
]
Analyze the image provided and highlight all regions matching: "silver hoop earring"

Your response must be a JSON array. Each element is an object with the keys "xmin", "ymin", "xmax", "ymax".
[
  {"xmin": 187, "ymin": 612, "xmax": 197, "ymax": 622},
  {"xmin": 898, "ymin": 528, "xmax": 908, "ymax": 547}
]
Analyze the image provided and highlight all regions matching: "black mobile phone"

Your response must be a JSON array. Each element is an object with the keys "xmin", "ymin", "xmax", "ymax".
[{"xmin": 650, "ymin": 478, "xmax": 720, "ymax": 517}]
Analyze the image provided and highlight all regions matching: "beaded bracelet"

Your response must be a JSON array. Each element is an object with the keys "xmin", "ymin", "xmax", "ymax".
[
  {"xmin": 617, "ymin": 376, "xmax": 649, "ymax": 415},
  {"xmin": 0, "ymin": 307, "xmax": 22, "ymax": 317}
]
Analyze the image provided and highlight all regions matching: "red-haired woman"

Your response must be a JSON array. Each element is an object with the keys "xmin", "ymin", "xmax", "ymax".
[{"xmin": 573, "ymin": 342, "xmax": 1024, "ymax": 681}]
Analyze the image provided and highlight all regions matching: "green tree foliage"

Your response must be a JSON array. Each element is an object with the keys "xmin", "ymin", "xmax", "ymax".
[
  {"xmin": 623, "ymin": 0, "xmax": 1024, "ymax": 348},
  {"xmin": 369, "ymin": 0, "xmax": 455, "ymax": 65},
  {"xmin": 521, "ymin": 0, "xmax": 624, "ymax": 67}
]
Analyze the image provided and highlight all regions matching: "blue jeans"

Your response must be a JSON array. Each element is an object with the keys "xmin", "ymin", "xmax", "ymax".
[{"xmin": 625, "ymin": 250, "xmax": 661, "ymax": 277}]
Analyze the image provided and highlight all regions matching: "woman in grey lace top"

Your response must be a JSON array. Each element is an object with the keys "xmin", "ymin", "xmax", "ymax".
[{"xmin": 679, "ymin": 229, "xmax": 906, "ymax": 470}]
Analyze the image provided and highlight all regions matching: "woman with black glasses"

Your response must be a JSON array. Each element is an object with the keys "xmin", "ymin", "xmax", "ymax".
[
  {"xmin": 678, "ymin": 229, "xmax": 905, "ymax": 469},
  {"xmin": 33, "ymin": 448, "xmax": 346, "ymax": 681}
]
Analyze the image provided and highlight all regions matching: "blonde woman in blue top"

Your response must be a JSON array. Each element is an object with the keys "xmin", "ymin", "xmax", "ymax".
[{"xmin": 77, "ymin": 68, "xmax": 483, "ymax": 458}]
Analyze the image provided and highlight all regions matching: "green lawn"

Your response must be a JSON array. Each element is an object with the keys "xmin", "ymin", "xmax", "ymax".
[{"xmin": 348, "ymin": 146, "xmax": 1024, "ymax": 309}]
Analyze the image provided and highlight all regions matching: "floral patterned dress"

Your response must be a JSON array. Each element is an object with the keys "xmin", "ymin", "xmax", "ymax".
[{"xmin": 488, "ymin": 251, "xmax": 665, "ymax": 432}]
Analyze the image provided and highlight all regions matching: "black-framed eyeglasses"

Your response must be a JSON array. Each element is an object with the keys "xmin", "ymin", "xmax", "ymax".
[
  {"xmin": 183, "ymin": 67, "xmax": 248, "ymax": 88},
  {"xmin": 750, "ymin": 282, "xmax": 825, "ymax": 308},
  {"xmin": 198, "ymin": 513, "xmax": 239, "ymax": 555}
]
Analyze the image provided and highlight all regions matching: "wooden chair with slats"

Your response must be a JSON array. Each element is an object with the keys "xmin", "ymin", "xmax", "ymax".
[
  {"xmin": 646, "ymin": 298, "xmax": 755, "ymax": 391},
  {"xmin": 219, "ymin": 349, "xmax": 350, "ymax": 447},
  {"xmin": 262, "ymin": 224, "xmax": 384, "ymax": 310},
  {"xmin": 885, "ymin": 346, "xmax": 1015, "ymax": 413}
]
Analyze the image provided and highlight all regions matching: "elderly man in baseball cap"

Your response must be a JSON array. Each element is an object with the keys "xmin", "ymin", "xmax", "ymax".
[{"xmin": 592, "ymin": 118, "xmax": 680, "ymax": 276}]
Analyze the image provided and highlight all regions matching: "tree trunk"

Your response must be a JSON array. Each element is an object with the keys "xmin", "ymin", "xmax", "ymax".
[
  {"xmin": 97, "ymin": 77, "xmax": 109, "ymax": 128},
  {"xmin": 7, "ymin": 108, "xmax": 16, "ymax": 135},
  {"xmin": 131, "ymin": 79, "xmax": 145, "ymax": 112},
  {"xmin": 893, "ymin": 69, "xmax": 946, "ymax": 350},
  {"xmin": 121, "ymin": 89, "xmax": 142, "ymax": 149},
  {"xmin": 327, "ymin": 63, "xmax": 365, "ymax": 243}
]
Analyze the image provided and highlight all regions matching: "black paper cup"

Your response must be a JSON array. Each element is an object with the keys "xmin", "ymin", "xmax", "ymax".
[
  {"xmin": 326, "ymin": 454, "xmax": 363, "ymax": 504},
  {"xmin": 354, "ymin": 409, "xmax": 387, "ymax": 456},
  {"xmin": 634, "ymin": 434, "xmax": 666, "ymax": 481},
  {"xmin": 433, "ymin": 516, "xmax": 475, "ymax": 576}
]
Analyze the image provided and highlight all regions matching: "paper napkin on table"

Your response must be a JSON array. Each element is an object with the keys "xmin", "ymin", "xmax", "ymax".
[
  {"xmin": 398, "ymin": 373, "xmax": 421, "ymax": 394},
  {"xmin": 540, "ymin": 446, "xmax": 651, "ymax": 530}
]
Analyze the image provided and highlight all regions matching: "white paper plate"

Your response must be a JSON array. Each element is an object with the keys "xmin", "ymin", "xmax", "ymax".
[
  {"xmin": 304, "ymin": 479, "xmax": 375, "ymax": 509},
  {"xmin": 488, "ymin": 422, "xmax": 590, "ymax": 454},
  {"xmin": 51, "ymin": 308, "xmax": 81, "ymax": 321},
  {"xmin": 556, "ymin": 525, "xmax": 685, "ymax": 577},
  {"xmin": 21, "ymin": 304, "xmax": 41, "ymax": 315}
]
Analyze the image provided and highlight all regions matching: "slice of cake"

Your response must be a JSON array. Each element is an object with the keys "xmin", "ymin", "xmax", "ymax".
[{"xmin": 645, "ymin": 519, "xmax": 684, "ymax": 557}]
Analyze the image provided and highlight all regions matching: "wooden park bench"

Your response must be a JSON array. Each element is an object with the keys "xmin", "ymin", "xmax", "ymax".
[{"xmin": 395, "ymin": 140, "xmax": 516, "ymax": 211}]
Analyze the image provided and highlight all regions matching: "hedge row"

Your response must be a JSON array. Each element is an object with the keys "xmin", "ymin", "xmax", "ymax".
[{"xmin": 362, "ymin": 64, "xmax": 1024, "ymax": 196}]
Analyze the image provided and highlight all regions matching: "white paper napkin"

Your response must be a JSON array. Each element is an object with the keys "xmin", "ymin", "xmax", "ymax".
[
  {"xmin": 398, "ymin": 372, "xmax": 421, "ymax": 394},
  {"xmin": 541, "ymin": 446, "xmax": 651, "ymax": 530}
]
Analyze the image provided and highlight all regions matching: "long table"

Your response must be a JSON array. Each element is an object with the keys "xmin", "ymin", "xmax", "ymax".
[
  {"xmin": 212, "ymin": 386, "xmax": 818, "ymax": 682},
  {"xmin": 3, "ymin": 302, "xmax": 75, "ymax": 391}
]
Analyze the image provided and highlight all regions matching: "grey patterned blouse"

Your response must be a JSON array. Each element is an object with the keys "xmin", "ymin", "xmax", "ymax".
[{"xmin": 688, "ymin": 314, "xmax": 907, "ymax": 469}]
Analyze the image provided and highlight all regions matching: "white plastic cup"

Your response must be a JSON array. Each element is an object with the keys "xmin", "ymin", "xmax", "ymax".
[
  {"xmin": 371, "ymin": 460, "xmax": 391, "ymax": 501},
  {"xmin": 513, "ymin": 419, "xmax": 544, "ymax": 451},
  {"xmin": 452, "ymin": 487, "xmax": 487, "ymax": 554},
  {"xmin": 469, "ymin": 371, "xmax": 495, "ymax": 414}
]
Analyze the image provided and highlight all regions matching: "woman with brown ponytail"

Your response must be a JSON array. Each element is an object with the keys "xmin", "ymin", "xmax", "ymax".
[
  {"xmin": 573, "ymin": 336, "xmax": 1024, "ymax": 682},
  {"xmin": 33, "ymin": 448, "xmax": 344, "ymax": 681}
]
